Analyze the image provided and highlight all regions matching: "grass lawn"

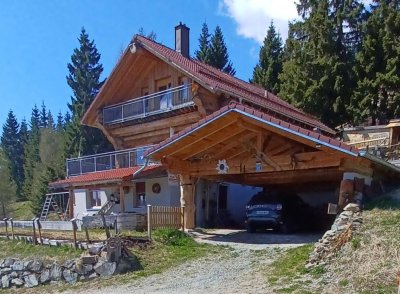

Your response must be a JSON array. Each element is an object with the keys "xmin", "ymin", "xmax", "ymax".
[
  {"xmin": 0, "ymin": 239, "xmax": 83, "ymax": 263},
  {"xmin": 9, "ymin": 201, "xmax": 35, "ymax": 220}
]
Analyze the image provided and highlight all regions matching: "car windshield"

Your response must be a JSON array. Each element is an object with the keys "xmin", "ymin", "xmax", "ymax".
[{"xmin": 248, "ymin": 192, "xmax": 281, "ymax": 205}]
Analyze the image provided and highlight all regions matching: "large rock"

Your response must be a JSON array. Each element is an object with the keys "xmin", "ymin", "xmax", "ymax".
[
  {"xmin": 28, "ymin": 260, "xmax": 43, "ymax": 272},
  {"xmin": 344, "ymin": 203, "xmax": 360, "ymax": 212},
  {"xmin": 62, "ymin": 269, "xmax": 78, "ymax": 284},
  {"xmin": 11, "ymin": 278, "xmax": 24, "ymax": 287},
  {"xmin": 2, "ymin": 258, "xmax": 14, "ymax": 267},
  {"xmin": 75, "ymin": 261, "xmax": 93, "ymax": 275},
  {"xmin": 93, "ymin": 261, "xmax": 116, "ymax": 277},
  {"xmin": 64, "ymin": 259, "xmax": 75, "ymax": 269},
  {"xmin": 11, "ymin": 260, "xmax": 24, "ymax": 271},
  {"xmin": 1, "ymin": 275, "xmax": 10, "ymax": 288},
  {"xmin": 50, "ymin": 263, "xmax": 62, "ymax": 281},
  {"xmin": 0, "ymin": 267, "xmax": 12, "ymax": 275},
  {"xmin": 116, "ymin": 256, "xmax": 142, "ymax": 274},
  {"xmin": 40, "ymin": 269, "xmax": 50, "ymax": 284},
  {"xmin": 24, "ymin": 274, "xmax": 39, "ymax": 288}
]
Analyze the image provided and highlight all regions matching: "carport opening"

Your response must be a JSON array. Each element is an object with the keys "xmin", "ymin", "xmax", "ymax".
[{"xmin": 195, "ymin": 179, "xmax": 338, "ymax": 233}]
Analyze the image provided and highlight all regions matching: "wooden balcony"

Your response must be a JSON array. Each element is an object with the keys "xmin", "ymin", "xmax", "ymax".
[{"xmin": 103, "ymin": 84, "xmax": 193, "ymax": 125}]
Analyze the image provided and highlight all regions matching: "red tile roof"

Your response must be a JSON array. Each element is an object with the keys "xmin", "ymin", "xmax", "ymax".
[
  {"xmin": 50, "ymin": 165, "xmax": 162, "ymax": 188},
  {"xmin": 135, "ymin": 35, "xmax": 334, "ymax": 135},
  {"xmin": 145, "ymin": 102, "xmax": 359, "ymax": 158}
]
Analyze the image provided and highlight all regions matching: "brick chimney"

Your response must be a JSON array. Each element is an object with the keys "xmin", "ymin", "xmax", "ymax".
[{"xmin": 175, "ymin": 22, "xmax": 190, "ymax": 58}]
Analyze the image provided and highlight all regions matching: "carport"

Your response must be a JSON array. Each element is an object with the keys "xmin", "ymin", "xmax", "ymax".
[{"xmin": 145, "ymin": 102, "xmax": 395, "ymax": 229}]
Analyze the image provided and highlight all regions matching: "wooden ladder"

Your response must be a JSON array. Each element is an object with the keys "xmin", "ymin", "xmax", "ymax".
[{"xmin": 97, "ymin": 200, "xmax": 115, "ymax": 215}]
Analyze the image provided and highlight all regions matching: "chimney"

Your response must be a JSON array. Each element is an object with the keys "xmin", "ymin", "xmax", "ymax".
[{"xmin": 175, "ymin": 22, "xmax": 190, "ymax": 58}]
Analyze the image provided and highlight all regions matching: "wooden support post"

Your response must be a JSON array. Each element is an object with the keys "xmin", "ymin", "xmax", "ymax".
[
  {"xmin": 32, "ymin": 218, "xmax": 37, "ymax": 245},
  {"xmin": 36, "ymin": 219, "xmax": 43, "ymax": 245},
  {"xmin": 181, "ymin": 206, "xmax": 185, "ymax": 233},
  {"xmin": 119, "ymin": 185, "xmax": 125, "ymax": 213},
  {"xmin": 68, "ymin": 190, "xmax": 74, "ymax": 219},
  {"xmin": 147, "ymin": 205, "xmax": 152, "ymax": 240},
  {"xmin": 179, "ymin": 175, "xmax": 195, "ymax": 229},
  {"xmin": 3, "ymin": 218, "xmax": 8, "ymax": 239},
  {"xmin": 71, "ymin": 218, "xmax": 78, "ymax": 249},
  {"xmin": 9, "ymin": 218, "xmax": 14, "ymax": 240},
  {"xmin": 100, "ymin": 213, "xmax": 111, "ymax": 239},
  {"xmin": 84, "ymin": 226, "xmax": 91, "ymax": 244},
  {"xmin": 114, "ymin": 219, "xmax": 118, "ymax": 235}
]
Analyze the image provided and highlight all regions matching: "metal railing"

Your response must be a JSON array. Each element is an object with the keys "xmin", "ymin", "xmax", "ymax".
[
  {"xmin": 66, "ymin": 146, "xmax": 154, "ymax": 177},
  {"xmin": 103, "ymin": 84, "xmax": 193, "ymax": 124}
]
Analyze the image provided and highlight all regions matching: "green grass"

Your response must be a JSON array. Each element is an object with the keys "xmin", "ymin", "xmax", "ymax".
[
  {"xmin": 9, "ymin": 201, "xmax": 34, "ymax": 220},
  {"xmin": 0, "ymin": 239, "xmax": 82, "ymax": 262}
]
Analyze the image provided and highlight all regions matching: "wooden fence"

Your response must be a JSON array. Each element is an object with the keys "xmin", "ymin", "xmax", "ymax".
[{"xmin": 147, "ymin": 205, "xmax": 184, "ymax": 238}]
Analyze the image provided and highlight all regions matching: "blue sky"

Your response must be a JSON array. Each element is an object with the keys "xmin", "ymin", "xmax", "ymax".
[{"xmin": 0, "ymin": 0, "xmax": 300, "ymax": 128}]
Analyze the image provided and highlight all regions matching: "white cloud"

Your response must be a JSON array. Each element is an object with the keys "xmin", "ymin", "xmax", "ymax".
[{"xmin": 220, "ymin": 0, "xmax": 299, "ymax": 44}]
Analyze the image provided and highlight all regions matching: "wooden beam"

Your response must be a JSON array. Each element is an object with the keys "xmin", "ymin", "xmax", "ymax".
[
  {"xmin": 214, "ymin": 132, "xmax": 257, "ymax": 159},
  {"xmin": 182, "ymin": 127, "xmax": 245, "ymax": 160},
  {"xmin": 167, "ymin": 118, "xmax": 239, "ymax": 157},
  {"xmin": 179, "ymin": 175, "xmax": 195, "ymax": 229}
]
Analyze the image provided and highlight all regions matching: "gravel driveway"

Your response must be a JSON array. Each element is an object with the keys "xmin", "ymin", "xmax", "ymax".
[{"xmin": 78, "ymin": 230, "xmax": 320, "ymax": 294}]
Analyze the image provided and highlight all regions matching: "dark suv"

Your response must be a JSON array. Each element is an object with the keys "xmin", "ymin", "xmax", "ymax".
[{"xmin": 245, "ymin": 190, "xmax": 312, "ymax": 233}]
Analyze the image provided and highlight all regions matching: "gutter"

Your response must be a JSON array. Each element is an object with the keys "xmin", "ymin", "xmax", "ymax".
[{"xmin": 358, "ymin": 151, "xmax": 400, "ymax": 173}]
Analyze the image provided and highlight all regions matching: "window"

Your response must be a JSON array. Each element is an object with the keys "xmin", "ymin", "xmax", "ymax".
[
  {"xmin": 136, "ymin": 182, "xmax": 146, "ymax": 206},
  {"xmin": 87, "ymin": 190, "xmax": 102, "ymax": 209}
]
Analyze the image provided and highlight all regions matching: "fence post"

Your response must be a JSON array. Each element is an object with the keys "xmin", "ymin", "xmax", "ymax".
[
  {"xmin": 31, "ymin": 218, "xmax": 37, "ymax": 245},
  {"xmin": 84, "ymin": 226, "xmax": 90, "ymax": 245},
  {"xmin": 147, "ymin": 205, "xmax": 152, "ymax": 240},
  {"xmin": 181, "ymin": 206, "xmax": 185, "ymax": 233},
  {"xmin": 100, "ymin": 213, "xmax": 111, "ymax": 239},
  {"xmin": 114, "ymin": 218, "xmax": 118, "ymax": 235},
  {"xmin": 71, "ymin": 218, "xmax": 78, "ymax": 249},
  {"xmin": 3, "ymin": 218, "xmax": 9, "ymax": 239},
  {"xmin": 36, "ymin": 219, "xmax": 42, "ymax": 245},
  {"xmin": 9, "ymin": 218, "xmax": 14, "ymax": 240}
]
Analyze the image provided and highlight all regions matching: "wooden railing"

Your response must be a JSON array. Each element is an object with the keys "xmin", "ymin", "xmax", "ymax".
[{"xmin": 146, "ymin": 205, "xmax": 184, "ymax": 237}]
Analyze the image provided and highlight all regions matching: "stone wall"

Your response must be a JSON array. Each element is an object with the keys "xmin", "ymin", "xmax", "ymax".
[
  {"xmin": 0, "ymin": 239, "xmax": 141, "ymax": 289},
  {"xmin": 307, "ymin": 203, "xmax": 362, "ymax": 267}
]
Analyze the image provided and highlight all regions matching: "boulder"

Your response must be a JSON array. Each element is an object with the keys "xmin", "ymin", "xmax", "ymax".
[
  {"xmin": 0, "ymin": 267, "xmax": 12, "ymax": 275},
  {"xmin": 9, "ymin": 271, "xmax": 18, "ymax": 278},
  {"xmin": 62, "ymin": 269, "xmax": 78, "ymax": 284},
  {"xmin": 75, "ymin": 262, "xmax": 93, "ymax": 275},
  {"xmin": 3, "ymin": 258, "xmax": 14, "ymax": 267},
  {"xmin": 1, "ymin": 275, "xmax": 10, "ymax": 288},
  {"xmin": 11, "ymin": 278, "xmax": 24, "ymax": 287},
  {"xmin": 24, "ymin": 274, "xmax": 39, "ymax": 288},
  {"xmin": 40, "ymin": 269, "xmax": 50, "ymax": 284},
  {"xmin": 93, "ymin": 261, "xmax": 116, "ymax": 277},
  {"xmin": 50, "ymin": 263, "xmax": 62, "ymax": 281},
  {"xmin": 12, "ymin": 260, "xmax": 24, "ymax": 271},
  {"xmin": 64, "ymin": 259, "xmax": 75, "ymax": 269}
]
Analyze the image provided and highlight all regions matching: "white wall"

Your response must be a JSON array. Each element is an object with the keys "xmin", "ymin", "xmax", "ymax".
[{"xmin": 73, "ymin": 189, "xmax": 107, "ymax": 220}]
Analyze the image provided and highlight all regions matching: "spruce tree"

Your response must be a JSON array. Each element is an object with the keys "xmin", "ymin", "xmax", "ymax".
[
  {"xmin": 40, "ymin": 101, "xmax": 48, "ymax": 128},
  {"xmin": 56, "ymin": 111, "xmax": 64, "ymax": 131},
  {"xmin": 352, "ymin": 0, "xmax": 400, "ymax": 124},
  {"xmin": 195, "ymin": 22, "xmax": 211, "ymax": 63},
  {"xmin": 1, "ymin": 110, "xmax": 23, "ymax": 200},
  {"xmin": 64, "ymin": 111, "xmax": 71, "ymax": 127},
  {"xmin": 252, "ymin": 21, "xmax": 283, "ymax": 94},
  {"xmin": 23, "ymin": 106, "xmax": 41, "ymax": 201},
  {"xmin": 279, "ymin": 0, "xmax": 365, "ymax": 127},
  {"xmin": 65, "ymin": 28, "xmax": 112, "ymax": 157},
  {"xmin": 0, "ymin": 149, "xmax": 16, "ymax": 217},
  {"xmin": 47, "ymin": 110, "xmax": 55, "ymax": 129},
  {"xmin": 208, "ymin": 26, "xmax": 236, "ymax": 76}
]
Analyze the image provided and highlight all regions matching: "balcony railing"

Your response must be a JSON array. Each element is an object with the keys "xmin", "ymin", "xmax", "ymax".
[
  {"xmin": 103, "ymin": 84, "xmax": 193, "ymax": 125},
  {"xmin": 66, "ymin": 146, "xmax": 154, "ymax": 177}
]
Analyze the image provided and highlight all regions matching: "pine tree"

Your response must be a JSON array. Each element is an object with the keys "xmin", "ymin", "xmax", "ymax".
[
  {"xmin": 40, "ymin": 101, "xmax": 47, "ymax": 128},
  {"xmin": 252, "ymin": 21, "xmax": 283, "ymax": 94},
  {"xmin": 0, "ymin": 149, "xmax": 16, "ymax": 217},
  {"xmin": 279, "ymin": 0, "xmax": 365, "ymax": 127},
  {"xmin": 1, "ymin": 110, "xmax": 23, "ymax": 200},
  {"xmin": 64, "ymin": 111, "xmax": 71, "ymax": 127},
  {"xmin": 23, "ymin": 106, "xmax": 41, "ymax": 201},
  {"xmin": 208, "ymin": 26, "xmax": 236, "ymax": 75},
  {"xmin": 19, "ymin": 119, "xmax": 29, "ymax": 148},
  {"xmin": 65, "ymin": 28, "xmax": 112, "ymax": 157},
  {"xmin": 195, "ymin": 22, "xmax": 211, "ymax": 63}
]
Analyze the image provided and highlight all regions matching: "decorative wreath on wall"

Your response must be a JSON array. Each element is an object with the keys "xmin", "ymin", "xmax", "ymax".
[
  {"xmin": 216, "ymin": 159, "xmax": 229, "ymax": 174},
  {"xmin": 152, "ymin": 183, "xmax": 161, "ymax": 194}
]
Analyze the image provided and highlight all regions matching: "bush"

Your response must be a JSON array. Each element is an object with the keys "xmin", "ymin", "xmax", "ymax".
[{"xmin": 153, "ymin": 229, "xmax": 194, "ymax": 246}]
